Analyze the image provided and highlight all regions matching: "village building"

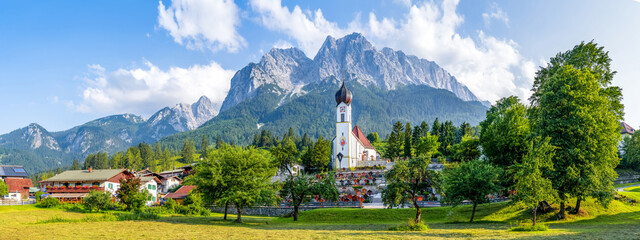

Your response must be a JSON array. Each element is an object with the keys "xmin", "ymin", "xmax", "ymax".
[
  {"xmin": 139, "ymin": 176, "xmax": 161, "ymax": 205},
  {"xmin": 40, "ymin": 168, "xmax": 134, "ymax": 203},
  {"xmin": 331, "ymin": 81, "xmax": 380, "ymax": 169},
  {"xmin": 160, "ymin": 176, "xmax": 182, "ymax": 194},
  {"xmin": 164, "ymin": 185, "xmax": 196, "ymax": 204},
  {"xmin": 1, "ymin": 165, "xmax": 32, "ymax": 200},
  {"xmin": 621, "ymin": 122, "xmax": 636, "ymax": 137}
]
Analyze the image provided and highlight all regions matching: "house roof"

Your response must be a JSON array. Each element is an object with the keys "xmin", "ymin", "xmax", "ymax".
[
  {"xmin": 352, "ymin": 125, "xmax": 375, "ymax": 149},
  {"xmin": 139, "ymin": 176, "xmax": 162, "ymax": 185},
  {"xmin": 621, "ymin": 122, "xmax": 636, "ymax": 135},
  {"xmin": 165, "ymin": 185, "xmax": 195, "ymax": 199},
  {"xmin": 159, "ymin": 169, "xmax": 184, "ymax": 175},
  {"xmin": 4, "ymin": 178, "xmax": 33, "ymax": 192},
  {"xmin": 42, "ymin": 169, "xmax": 127, "ymax": 182},
  {"xmin": 0, "ymin": 165, "xmax": 29, "ymax": 178}
]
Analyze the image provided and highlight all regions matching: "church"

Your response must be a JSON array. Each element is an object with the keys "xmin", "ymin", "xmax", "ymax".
[{"xmin": 332, "ymin": 81, "xmax": 380, "ymax": 169}]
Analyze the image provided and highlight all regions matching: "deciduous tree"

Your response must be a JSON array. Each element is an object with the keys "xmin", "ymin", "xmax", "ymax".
[{"xmin": 442, "ymin": 160, "xmax": 501, "ymax": 222}]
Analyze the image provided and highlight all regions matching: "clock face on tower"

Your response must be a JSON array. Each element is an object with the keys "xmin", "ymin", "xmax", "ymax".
[{"xmin": 339, "ymin": 106, "xmax": 346, "ymax": 112}]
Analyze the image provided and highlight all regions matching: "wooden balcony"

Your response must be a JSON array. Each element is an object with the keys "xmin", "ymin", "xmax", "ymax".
[{"xmin": 46, "ymin": 187, "xmax": 104, "ymax": 193}]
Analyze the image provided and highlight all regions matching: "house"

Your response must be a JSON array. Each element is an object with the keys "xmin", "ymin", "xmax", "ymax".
[
  {"xmin": 139, "ymin": 176, "xmax": 161, "ymax": 205},
  {"xmin": 40, "ymin": 168, "xmax": 134, "ymax": 203},
  {"xmin": 158, "ymin": 164, "xmax": 195, "ymax": 179},
  {"xmin": 164, "ymin": 185, "xmax": 195, "ymax": 205},
  {"xmin": 621, "ymin": 122, "xmax": 636, "ymax": 137},
  {"xmin": 0, "ymin": 165, "xmax": 29, "ymax": 180},
  {"xmin": 4, "ymin": 178, "xmax": 33, "ymax": 200},
  {"xmin": 160, "ymin": 176, "xmax": 182, "ymax": 194}
]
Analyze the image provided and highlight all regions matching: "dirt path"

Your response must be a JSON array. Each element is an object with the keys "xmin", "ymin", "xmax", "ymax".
[{"xmin": 616, "ymin": 183, "xmax": 640, "ymax": 192}]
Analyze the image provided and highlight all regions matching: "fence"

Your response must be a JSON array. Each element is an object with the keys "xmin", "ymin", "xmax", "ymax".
[{"xmin": 0, "ymin": 199, "xmax": 36, "ymax": 206}]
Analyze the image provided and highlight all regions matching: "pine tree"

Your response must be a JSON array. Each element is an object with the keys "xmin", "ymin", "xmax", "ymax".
[
  {"xmin": 182, "ymin": 139, "xmax": 196, "ymax": 164},
  {"xmin": 201, "ymin": 135, "xmax": 209, "ymax": 156},
  {"xmin": 404, "ymin": 122, "xmax": 412, "ymax": 158},
  {"xmin": 386, "ymin": 121, "xmax": 405, "ymax": 160},
  {"xmin": 71, "ymin": 158, "xmax": 80, "ymax": 170}
]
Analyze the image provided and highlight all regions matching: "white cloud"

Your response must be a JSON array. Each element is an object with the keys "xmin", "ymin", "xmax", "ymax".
[
  {"xmin": 249, "ymin": 0, "xmax": 347, "ymax": 57},
  {"xmin": 157, "ymin": 0, "xmax": 246, "ymax": 52},
  {"xmin": 75, "ymin": 61, "xmax": 235, "ymax": 116},
  {"xmin": 250, "ymin": 0, "xmax": 534, "ymax": 103},
  {"xmin": 273, "ymin": 40, "xmax": 293, "ymax": 49},
  {"xmin": 482, "ymin": 2, "xmax": 509, "ymax": 27}
]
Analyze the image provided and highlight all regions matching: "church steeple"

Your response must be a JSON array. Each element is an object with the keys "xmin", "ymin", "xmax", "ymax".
[{"xmin": 335, "ymin": 80, "xmax": 352, "ymax": 105}]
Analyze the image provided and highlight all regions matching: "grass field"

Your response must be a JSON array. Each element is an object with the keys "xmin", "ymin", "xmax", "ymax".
[{"xmin": 1, "ymin": 193, "xmax": 640, "ymax": 240}]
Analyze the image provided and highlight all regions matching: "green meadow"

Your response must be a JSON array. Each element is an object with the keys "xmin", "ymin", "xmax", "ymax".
[{"xmin": 2, "ymin": 192, "xmax": 639, "ymax": 240}]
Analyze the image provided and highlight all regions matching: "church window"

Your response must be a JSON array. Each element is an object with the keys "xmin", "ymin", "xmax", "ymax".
[{"xmin": 341, "ymin": 114, "xmax": 345, "ymax": 122}]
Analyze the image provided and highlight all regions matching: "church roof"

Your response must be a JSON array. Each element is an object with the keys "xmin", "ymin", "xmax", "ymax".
[
  {"xmin": 621, "ymin": 122, "xmax": 635, "ymax": 135},
  {"xmin": 352, "ymin": 126, "xmax": 375, "ymax": 149},
  {"xmin": 335, "ymin": 81, "xmax": 352, "ymax": 105}
]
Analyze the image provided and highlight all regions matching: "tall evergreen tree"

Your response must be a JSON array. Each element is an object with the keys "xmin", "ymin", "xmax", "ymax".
[
  {"xmin": 386, "ymin": 121, "xmax": 405, "ymax": 160},
  {"xmin": 201, "ymin": 135, "xmax": 209, "ymax": 156},
  {"xmin": 215, "ymin": 136, "xmax": 223, "ymax": 149},
  {"xmin": 71, "ymin": 158, "xmax": 80, "ymax": 170},
  {"xmin": 182, "ymin": 139, "xmax": 196, "ymax": 164},
  {"xmin": 404, "ymin": 122, "xmax": 413, "ymax": 158}
]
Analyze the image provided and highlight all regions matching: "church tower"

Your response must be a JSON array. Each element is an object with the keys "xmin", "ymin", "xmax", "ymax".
[{"xmin": 335, "ymin": 81, "xmax": 353, "ymax": 169}]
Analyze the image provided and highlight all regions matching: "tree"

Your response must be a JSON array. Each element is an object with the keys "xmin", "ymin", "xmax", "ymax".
[
  {"xmin": 139, "ymin": 143, "xmax": 154, "ymax": 169},
  {"xmin": 412, "ymin": 121, "xmax": 429, "ymax": 148},
  {"xmin": 71, "ymin": 158, "xmax": 80, "ymax": 170},
  {"xmin": 163, "ymin": 148, "xmax": 172, "ymax": 171},
  {"xmin": 83, "ymin": 190, "xmax": 112, "ymax": 212},
  {"xmin": 301, "ymin": 136, "xmax": 331, "ymax": 172},
  {"xmin": 439, "ymin": 121, "xmax": 456, "ymax": 157},
  {"xmin": 215, "ymin": 136, "xmax": 223, "ymax": 149},
  {"xmin": 621, "ymin": 132, "xmax": 640, "ymax": 170},
  {"xmin": 404, "ymin": 122, "xmax": 413, "ymax": 158},
  {"xmin": 271, "ymin": 138, "xmax": 300, "ymax": 175},
  {"xmin": 382, "ymin": 157, "xmax": 441, "ymax": 223},
  {"xmin": 182, "ymin": 139, "xmax": 196, "ymax": 164},
  {"xmin": 431, "ymin": 118, "xmax": 441, "ymax": 139},
  {"xmin": 201, "ymin": 135, "xmax": 209, "ymax": 156},
  {"xmin": 479, "ymin": 96, "xmax": 530, "ymax": 186},
  {"xmin": 0, "ymin": 180, "xmax": 8, "ymax": 196},
  {"xmin": 212, "ymin": 146, "xmax": 278, "ymax": 223},
  {"xmin": 386, "ymin": 121, "xmax": 405, "ymax": 160},
  {"xmin": 414, "ymin": 132, "xmax": 440, "ymax": 160},
  {"xmin": 280, "ymin": 173, "xmax": 339, "ymax": 221},
  {"xmin": 116, "ymin": 178, "xmax": 149, "ymax": 211},
  {"xmin": 188, "ymin": 146, "xmax": 230, "ymax": 219},
  {"xmin": 513, "ymin": 137, "xmax": 557, "ymax": 226},
  {"xmin": 530, "ymin": 42, "xmax": 622, "ymax": 218},
  {"xmin": 366, "ymin": 132, "xmax": 381, "ymax": 144},
  {"xmin": 456, "ymin": 122, "xmax": 473, "ymax": 143},
  {"xmin": 443, "ymin": 160, "xmax": 501, "ymax": 222},
  {"xmin": 451, "ymin": 136, "xmax": 481, "ymax": 162}
]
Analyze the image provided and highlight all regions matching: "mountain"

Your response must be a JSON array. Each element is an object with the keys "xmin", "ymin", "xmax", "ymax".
[
  {"xmin": 0, "ymin": 96, "xmax": 218, "ymax": 173},
  {"xmin": 159, "ymin": 33, "xmax": 489, "ymax": 149},
  {"xmin": 221, "ymin": 33, "xmax": 481, "ymax": 112}
]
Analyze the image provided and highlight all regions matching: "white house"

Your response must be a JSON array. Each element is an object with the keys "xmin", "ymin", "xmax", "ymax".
[
  {"xmin": 160, "ymin": 176, "xmax": 182, "ymax": 194},
  {"xmin": 139, "ymin": 176, "xmax": 161, "ymax": 205},
  {"xmin": 40, "ymin": 168, "xmax": 134, "ymax": 203}
]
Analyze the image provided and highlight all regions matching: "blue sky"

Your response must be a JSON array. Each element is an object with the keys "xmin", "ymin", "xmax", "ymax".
[{"xmin": 1, "ymin": 0, "xmax": 639, "ymax": 134}]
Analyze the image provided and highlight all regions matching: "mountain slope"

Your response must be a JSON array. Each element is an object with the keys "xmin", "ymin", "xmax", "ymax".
[
  {"xmin": 159, "ymin": 80, "xmax": 487, "ymax": 149},
  {"xmin": 0, "ymin": 96, "xmax": 219, "ymax": 173}
]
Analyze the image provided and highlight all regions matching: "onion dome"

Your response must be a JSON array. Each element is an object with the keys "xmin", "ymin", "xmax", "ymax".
[{"xmin": 335, "ymin": 81, "xmax": 352, "ymax": 105}]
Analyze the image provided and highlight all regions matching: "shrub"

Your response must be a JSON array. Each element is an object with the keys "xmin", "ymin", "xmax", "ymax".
[
  {"xmin": 83, "ymin": 190, "xmax": 112, "ymax": 212},
  {"xmin": 389, "ymin": 220, "xmax": 430, "ymax": 231},
  {"xmin": 35, "ymin": 191, "xmax": 44, "ymax": 202},
  {"xmin": 510, "ymin": 224, "xmax": 549, "ymax": 232},
  {"xmin": 163, "ymin": 198, "xmax": 177, "ymax": 212},
  {"xmin": 36, "ymin": 197, "xmax": 60, "ymax": 208}
]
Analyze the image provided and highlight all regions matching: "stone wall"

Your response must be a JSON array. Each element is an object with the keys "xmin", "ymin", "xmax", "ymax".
[
  {"xmin": 210, "ymin": 206, "xmax": 315, "ymax": 217},
  {"xmin": 614, "ymin": 174, "xmax": 640, "ymax": 184}
]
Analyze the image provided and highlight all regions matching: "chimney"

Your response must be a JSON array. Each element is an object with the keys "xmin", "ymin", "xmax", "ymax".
[{"xmin": 89, "ymin": 166, "xmax": 93, "ymax": 173}]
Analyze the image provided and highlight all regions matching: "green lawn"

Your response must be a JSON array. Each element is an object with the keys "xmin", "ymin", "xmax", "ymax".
[
  {"xmin": 624, "ymin": 186, "xmax": 640, "ymax": 192},
  {"xmin": 2, "ymin": 193, "xmax": 640, "ymax": 239}
]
